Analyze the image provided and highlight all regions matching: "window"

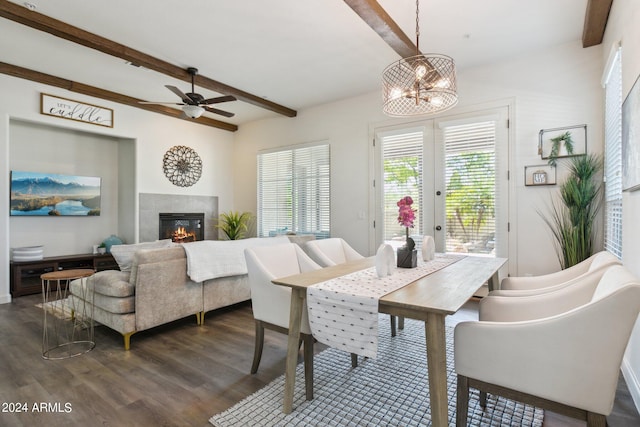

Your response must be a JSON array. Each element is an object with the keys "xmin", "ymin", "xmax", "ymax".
[
  {"xmin": 603, "ymin": 45, "xmax": 623, "ymax": 258},
  {"xmin": 443, "ymin": 121, "xmax": 497, "ymax": 255},
  {"xmin": 376, "ymin": 108, "xmax": 508, "ymax": 258},
  {"xmin": 257, "ymin": 142, "xmax": 330, "ymax": 239},
  {"xmin": 380, "ymin": 129, "xmax": 423, "ymax": 244}
]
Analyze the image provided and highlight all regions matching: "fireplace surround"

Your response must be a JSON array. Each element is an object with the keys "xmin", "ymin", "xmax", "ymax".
[
  {"xmin": 159, "ymin": 213, "xmax": 205, "ymax": 243},
  {"xmin": 139, "ymin": 193, "xmax": 218, "ymax": 242}
]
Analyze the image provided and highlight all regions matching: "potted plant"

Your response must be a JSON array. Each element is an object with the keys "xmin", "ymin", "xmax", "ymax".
[
  {"xmin": 540, "ymin": 153, "xmax": 602, "ymax": 269},
  {"xmin": 217, "ymin": 211, "xmax": 254, "ymax": 240},
  {"xmin": 396, "ymin": 196, "xmax": 417, "ymax": 268},
  {"xmin": 547, "ymin": 131, "xmax": 574, "ymax": 167}
]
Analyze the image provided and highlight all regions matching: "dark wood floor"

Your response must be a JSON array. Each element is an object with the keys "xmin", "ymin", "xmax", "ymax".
[{"xmin": 0, "ymin": 294, "xmax": 638, "ymax": 426}]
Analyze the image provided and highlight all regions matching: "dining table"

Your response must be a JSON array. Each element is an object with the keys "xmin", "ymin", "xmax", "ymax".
[{"xmin": 272, "ymin": 253, "xmax": 507, "ymax": 426}]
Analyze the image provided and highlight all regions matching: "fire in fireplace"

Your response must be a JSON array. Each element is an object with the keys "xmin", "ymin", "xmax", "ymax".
[{"xmin": 159, "ymin": 213, "xmax": 205, "ymax": 243}]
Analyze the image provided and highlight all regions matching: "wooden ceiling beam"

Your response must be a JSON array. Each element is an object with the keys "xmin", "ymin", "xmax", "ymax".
[
  {"xmin": 0, "ymin": 0, "xmax": 296, "ymax": 118},
  {"xmin": 343, "ymin": 0, "xmax": 417, "ymax": 58},
  {"xmin": 582, "ymin": 0, "xmax": 613, "ymax": 48},
  {"xmin": 0, "ymin": 62, "xmax": 238, "ymax": 132}
]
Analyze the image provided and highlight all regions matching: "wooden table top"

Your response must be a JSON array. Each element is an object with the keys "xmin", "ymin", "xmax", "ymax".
[
  {"xmin": 273, "ymin": 255, "xmax": 506, "ymax": 316},
  {"xmin": 41, "ymin": 269, "xmax": 95, "ymax": 281}
]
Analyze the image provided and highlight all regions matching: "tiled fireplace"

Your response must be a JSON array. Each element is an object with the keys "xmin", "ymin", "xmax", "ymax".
[
  {"xmin": 139, "ymin": 193, "xmax": 218, "ymax": 242},
  {"xmin": 159, "ymin": 213, "xmax": 205, "ymax": 243}
]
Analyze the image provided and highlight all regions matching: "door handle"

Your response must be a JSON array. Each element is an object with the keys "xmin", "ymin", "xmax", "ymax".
[{"xmin": 435, "ymin": 225, "xmax": 442, "ymax": 231}]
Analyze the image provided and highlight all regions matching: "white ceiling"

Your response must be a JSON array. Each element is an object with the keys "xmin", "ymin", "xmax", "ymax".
[{"xmin": 0, "ymin": 0, "xmax": 588, "ymax": 127}]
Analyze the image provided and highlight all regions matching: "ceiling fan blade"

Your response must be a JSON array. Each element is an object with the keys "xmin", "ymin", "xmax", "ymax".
[
  {"xmin": 139, "ymin": 101, "xmax": 185, "ymax": 106},
  {"xmin": 165, "ymin": 85, "xmax": 197, "ymax": 104},
  {"xmin": 203, "ymin": 106, "xmax": 235, "ymax": 118},
  {"xmin": 201, "ymin": 95, "xmax": 237, "ymax": 105}
]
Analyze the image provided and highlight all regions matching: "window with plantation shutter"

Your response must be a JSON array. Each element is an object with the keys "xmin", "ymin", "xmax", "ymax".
[
  {"xmin": 443, "ymin": 121, "xmax": 497, "ymax": 255},
  {"xmin": 381, "ymin": 130, "xmax": 423, "ymax": 244},
  {"xmin": 257, "ymin": 142, "xmax": 330, "ymax": 239},
  {"xmin": 603, "ymin": 46, "xmax": 623, "ymax": 259}
]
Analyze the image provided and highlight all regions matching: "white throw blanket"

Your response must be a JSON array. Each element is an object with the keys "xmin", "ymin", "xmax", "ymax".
[{"xmin": 182, "ymin": 236, "xmax": 290, "ymax": 282}]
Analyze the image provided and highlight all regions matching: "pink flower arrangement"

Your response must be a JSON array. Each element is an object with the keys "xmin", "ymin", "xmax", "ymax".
[{"xmin": 397, "ymin": 196, "xmax": 416, "ymax": 228}]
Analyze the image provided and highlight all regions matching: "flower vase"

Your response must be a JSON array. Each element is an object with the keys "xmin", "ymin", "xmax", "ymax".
[
  {"xmin": 397, "ymin": 247, "xmax": 417, "ymax": 268},
  {"xmin": 397, "ymin": 234, "xmax": 417, "ymax": 268}
]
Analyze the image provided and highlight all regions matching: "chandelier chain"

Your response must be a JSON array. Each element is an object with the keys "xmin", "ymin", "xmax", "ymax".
[{"xmin": 415, "ymin": 0, "xmax": 420, "ymax": 54}]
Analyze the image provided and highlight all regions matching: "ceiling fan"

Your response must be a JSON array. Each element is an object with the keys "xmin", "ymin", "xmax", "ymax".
[{"xmin": 140, "ymin": 67, "xmax": 236, "ymax": 119}]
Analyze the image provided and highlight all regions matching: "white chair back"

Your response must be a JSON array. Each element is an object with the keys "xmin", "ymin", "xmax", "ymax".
[
  {"xmin": 244, "ymin": 243, "xmax": 319, "ymax": 333},
  {"xmin": 304, "ymin": 238, "xmax": 363, "ymax": 267}
]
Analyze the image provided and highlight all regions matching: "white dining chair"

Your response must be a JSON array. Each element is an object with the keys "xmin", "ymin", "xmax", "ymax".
[
  {"xmin": 245, "ymin": 242, "xmax": 358, "ymax": 377},
  {"xmin": 496, "ymin": 250, "xmax": 620, "ymax": 295},
  {"xmin": 304, "ymin": 237, "xmax": 404, "ymax": 337},
  {"xmin": 303, "ymin": 237, "xmax": 365, "ymax": 266},
  {"xmin": 455, "ymin": 264, "xmax": 640, "ymax": 427}
]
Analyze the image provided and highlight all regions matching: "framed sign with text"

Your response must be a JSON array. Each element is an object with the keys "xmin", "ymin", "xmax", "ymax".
[{"xmin": 40, "ymin": 93, "xmax": 113, "ymax": 128}]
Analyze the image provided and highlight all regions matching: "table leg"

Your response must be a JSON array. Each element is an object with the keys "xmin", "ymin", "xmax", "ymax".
[
  {"xmin": 283, "ymin": 287, "xmax": 305, "ymax": 414},
  {"xmin": 425, "ymin": 312, "xmax": 448, "ymax": 427},
  {"xmin": 487, "ymin": 270, "xmax": 500, "ymax": 292}
]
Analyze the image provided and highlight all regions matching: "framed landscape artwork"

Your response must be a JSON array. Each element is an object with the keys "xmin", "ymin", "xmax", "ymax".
[
  {"xmin": 622, "ymin": 74, "xmax": 640, "ymax": 192},
  {"xmin": 10, "ymin": 171, "xmax": 101, "ymax": 216}
]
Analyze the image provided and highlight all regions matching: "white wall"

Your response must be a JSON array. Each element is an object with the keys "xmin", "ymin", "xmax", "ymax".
[
  {"xmin": 0, "ymin": 74, "xmax": 236, "ymax": 304},
  {"xmin": 602, "ymin": 0, "xmax": 640, "ymax": 412},
  {"xmin": 233, "ymin": 40, "xmax": 604, "ymax": 278}
]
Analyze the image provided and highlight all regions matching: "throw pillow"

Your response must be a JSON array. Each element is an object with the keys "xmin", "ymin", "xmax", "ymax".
[{"xmin": 110, "ymin": 239, "xmax": 174, "ymax": 272}]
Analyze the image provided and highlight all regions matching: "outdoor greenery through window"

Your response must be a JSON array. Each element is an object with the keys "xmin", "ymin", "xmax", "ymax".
[
  {"xmin": 382, "ymin": 130, "xmax": 423, "ymax": 246},
  {"xmin": 444, "ymin": 121, "xmax": 496, "ymax": 254},
  {"xmin": 257, "ymin": 142, "xmax": 330, "ymax": 239}
]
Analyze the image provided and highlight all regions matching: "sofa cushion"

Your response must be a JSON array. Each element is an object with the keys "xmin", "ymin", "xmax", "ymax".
[
  {"xmin": 110, "ymin": 239, "xmax": 174, "ymax": 272},
  {"xmin": 88, "ymin": 270, "xmax": 134, "ymax": 297}
]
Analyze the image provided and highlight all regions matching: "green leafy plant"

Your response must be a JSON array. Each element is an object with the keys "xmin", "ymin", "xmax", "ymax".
[
  {"xmin": 539, "ymin": 154, "xmax": 602, "ymax": 269},
  {"xmin": 547, "ymin": 131, "xmax": 574, "ymax": 167},
  {"xmin": 217, "ymin": 211, "xmax": 254, "ymax": 240}
]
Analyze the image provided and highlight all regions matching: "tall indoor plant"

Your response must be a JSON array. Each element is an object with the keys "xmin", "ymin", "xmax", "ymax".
[{"xmin": 540, "ymin": 154, "xmax": 602, "ymax": 269}]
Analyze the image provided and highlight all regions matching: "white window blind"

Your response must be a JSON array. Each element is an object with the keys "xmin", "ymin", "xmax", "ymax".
[
  {"xmin": 443, "ymin": 121, "xmax": 497, "ymax": 255},
  {"xmin": 603, "ymin": 47, "xmax": 623, "ymax": 259},
  {"xmin": 381, "ymin": 131, "xmax": 423, "ymax": 243},
  {"xmin": 257, "ymin": 143, "xmax": 330, "ymax": 239}
]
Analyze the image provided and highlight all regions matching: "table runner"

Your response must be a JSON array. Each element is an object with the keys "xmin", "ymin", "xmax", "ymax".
[{"xmin": 307, "ymin": 253, "xmax": 464, "ymax": 358}]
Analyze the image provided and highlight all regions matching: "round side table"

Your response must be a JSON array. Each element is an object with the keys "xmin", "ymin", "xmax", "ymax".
[{"xmin": 41, "ymin": 268, "xmax": 95, "ymax": 360}]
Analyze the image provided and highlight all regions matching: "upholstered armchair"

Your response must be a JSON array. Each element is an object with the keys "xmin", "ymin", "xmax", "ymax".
[
  {"xmin": 455, "ymin": 265, "xmax": 640, "ymax": 427},
  {"xmin": 303, "ymin": 238, "xmax": 365, "ymax": 266},
  {"xmin": 245, "ymin": 242, "xmax": 320, "ymax": 375},
  {"xmin": 304, "ymin": 237, "xmax": 404, "ymax": 336},
  {"xmin": 496, "ymin": 250, "xmax": 620, "ymax": 295}
]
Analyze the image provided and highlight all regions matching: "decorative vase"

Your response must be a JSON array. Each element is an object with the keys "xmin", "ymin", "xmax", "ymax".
[
  {"xmin": 397, "ymin": 247, "xmax": 417, "ymax": 268},
  {"xmin": 102, "ymin": 235, "xmax": 123, "ymax": 253},
  {"xmin": 397, "ymin": 236, "xmax": 417, "ymax": 268}
]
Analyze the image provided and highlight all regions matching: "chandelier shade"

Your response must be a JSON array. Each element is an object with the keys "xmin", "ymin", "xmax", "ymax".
[
  {"xmin": 381, "ymin": 0, "xmax": 458, "ymax": 116},
  {"xmin": 383, "ymin": 53, "xmax": 458, "ymax": 116}
]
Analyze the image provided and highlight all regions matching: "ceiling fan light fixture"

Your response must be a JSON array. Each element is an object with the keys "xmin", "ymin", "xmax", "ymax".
[
  {"xmin": 182, "ymin": 105, "xmax": 205, "ymax": 119},
  {"xmin": 382, "ymin": 0, "xmax": 458, "ymax": 117}
]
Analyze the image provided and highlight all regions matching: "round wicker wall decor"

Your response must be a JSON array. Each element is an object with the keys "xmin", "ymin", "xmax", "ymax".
[{"xmin": 162, "ymin": 145, "xmax": 202, "ymax": 187}]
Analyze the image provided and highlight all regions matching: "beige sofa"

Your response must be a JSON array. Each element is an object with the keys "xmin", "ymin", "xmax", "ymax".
[{"xmin": 69, "ymin": 235, "xmax": 314, "ymax": 350}]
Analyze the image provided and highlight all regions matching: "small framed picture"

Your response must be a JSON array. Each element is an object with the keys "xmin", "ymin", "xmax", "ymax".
[{"xmin": 525, "ymin": 164, "xmax": 556, "ymax": 186}]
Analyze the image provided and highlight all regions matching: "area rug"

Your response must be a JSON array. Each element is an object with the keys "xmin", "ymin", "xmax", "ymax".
[{"xmin": 209, "ymin": 317, "xmax": 544, "ymax": 427}]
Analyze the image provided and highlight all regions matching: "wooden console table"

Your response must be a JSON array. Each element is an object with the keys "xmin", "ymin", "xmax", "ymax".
[{"xmin": 10, "ymin": 253, "xmax": 118, "ymax": 297}]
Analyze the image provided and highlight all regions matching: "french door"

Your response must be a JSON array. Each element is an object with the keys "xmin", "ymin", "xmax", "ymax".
[{"xmin": 373, "ymin": 107, "xmax": 509, "ymax": 261}]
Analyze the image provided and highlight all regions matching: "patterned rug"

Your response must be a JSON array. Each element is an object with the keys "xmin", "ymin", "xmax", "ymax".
[{"xmin": 209, "ymin": 317, "xmax": 544, "ymax": 427}]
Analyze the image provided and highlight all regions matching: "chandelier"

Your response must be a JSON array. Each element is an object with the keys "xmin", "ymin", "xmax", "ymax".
[{"xmin": 382, "ymin": 0, "xmax": 458, "ymax": 116}]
